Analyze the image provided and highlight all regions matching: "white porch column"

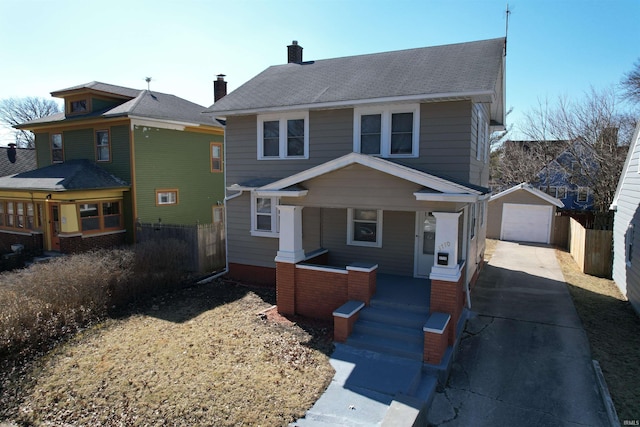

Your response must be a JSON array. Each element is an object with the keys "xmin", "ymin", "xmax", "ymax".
[
  {"xmin": 429, "ymin": 211, "xmax": 463, "ymax": 282},
  {"xmin": 275, "ymin": 205, "xmax": 305, "ymax": 263}
]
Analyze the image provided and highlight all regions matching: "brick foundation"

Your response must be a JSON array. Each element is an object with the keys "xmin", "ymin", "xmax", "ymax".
[
  {"xmin": 0, "ymin": 231, "xmax": 44, "ymax": 256},
  {"xmin": 59, "ymin": 232, "xmax": 126, "ymax": 254},
  {"xmin": 228, "ymin": 263, "xmax": 276, "ymax": 287},
  {"xmin": 276, "ymin": 262, "xmax": 296, "ymax": 315}
]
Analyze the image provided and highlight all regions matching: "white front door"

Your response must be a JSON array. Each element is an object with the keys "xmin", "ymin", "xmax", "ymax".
[{"xmin": 415, "ymin": 211, "xmax": 436, "ymax": 277}]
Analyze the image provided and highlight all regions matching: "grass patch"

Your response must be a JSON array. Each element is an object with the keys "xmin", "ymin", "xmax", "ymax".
[
  {"xmin": 1, "ymin": 279, "xmax": 334, "ymax": 426},
  {"xmin": 555, "ymin": 249, "xmax": 640, "ymax": 422}
]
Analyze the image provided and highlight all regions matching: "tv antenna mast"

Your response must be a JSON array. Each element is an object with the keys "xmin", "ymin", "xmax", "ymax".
[
  {"xmin": 504, "ymin": 3, "xmax": 511, "ymax": 56},
  {"xmin": 145, "ymin": 77, "xmax": 152, "ymax": 91}
]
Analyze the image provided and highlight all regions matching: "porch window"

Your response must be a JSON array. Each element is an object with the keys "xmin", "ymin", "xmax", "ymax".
[
  {"xmin": 347, "ymin": 209, "xmax": 383, "ymax": 248},
  {"xmin": 79, "ymin": 201, "xmax": 122, "ymax": 233},
  {"xmin": 251, "ymin": 195, "xmax": 279, "ymax": 237},
  {"xmin": 354, "ymin": 104, "xmax": 419, "ymax": 158},
  {"xmin": 0, "ymin": 201, "xmax": 39, "ymax": 231},
  {"xmin": 51, "ymin": 133, "xmax": 64, "ymax": 163},
  {"xmin": 96, "ymin": 129, "xmax": 110, "ymax": 162},
  {"xmin": 257, "ymin": 112, "xmax": 309, "ymax": 159}
]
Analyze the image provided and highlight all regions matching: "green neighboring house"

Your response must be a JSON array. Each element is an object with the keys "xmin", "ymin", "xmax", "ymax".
[{"xmin": 0, "ymin": 81, "xmax": 225, "ymax": 267}]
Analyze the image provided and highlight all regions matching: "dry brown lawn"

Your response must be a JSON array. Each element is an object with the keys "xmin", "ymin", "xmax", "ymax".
[
  {"xmin": 1, "ymin": 280, "xmax": 334, "ymax": 426},
  {"xmin": 555, "ymin": 249, "xmax": 640, "ymax": 422}
]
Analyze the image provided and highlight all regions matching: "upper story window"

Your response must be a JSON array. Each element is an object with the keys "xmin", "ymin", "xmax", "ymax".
[
  {"xmin": 540, "ymin": 186, "xmax": 567, "ymax": 199},
  {"xmin": 257, "ymin": 112, "xmax": 309, "ymax": 160},
  {"xmin": 51, "ymin": 133, "xmax": 63, "ymax": 163},
  {"xmin": 156, "ymin": 189, "xmax": 178, "ymax": 206},
  {"xmin": 251, "ymin": 194, "xmax": 279, "ymax": 237},
  {"xmin": 211, "ymin": 142, "xmax": 223, "ymax": 172},
  {"xmin": 475, "ymin": 104, "xmax": 489, "ymax": 163},
  {"xmin": 577, "ymin": 187, "xmax": 589, "ymax": 202},
  {"xmin": 96, "ymin": 129, "xmax": 110, "ymax": 162},
  {"xmin": 353, "ymin": 104, "xmax": 419, "ymax": 158},
  {"xmin": 70, "ymin": 99, "xmax": 87, "ymax": 113}
]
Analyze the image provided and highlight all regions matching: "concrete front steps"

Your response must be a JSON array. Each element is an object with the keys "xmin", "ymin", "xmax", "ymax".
[{"xmin": 291, "ymin": 297, "xmax": 441, "ymax": 426}]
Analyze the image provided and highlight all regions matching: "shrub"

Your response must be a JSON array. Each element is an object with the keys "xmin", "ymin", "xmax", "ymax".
[{"xmin": 0, "ymin": 240, "xmax": 192, "ymax": 358}]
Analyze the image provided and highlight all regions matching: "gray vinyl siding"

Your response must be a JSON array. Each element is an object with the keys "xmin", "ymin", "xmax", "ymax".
[
  {"xmin": 225, "ymin": 99, "xmax": 480, "ymax": 276},
  {"xmin": 226, "ymin": 192, "xmax": 279, "ymax": 268},
  {"xmin": 281, "ymin": 164, "xmax": 461, "ymax": 212},
  {"xmin": 225, "ymin": 109, "xmax": 353, "ymax": 186},
  {"xmin": 319, "ymin": 209, "xmax": 415, "ymax": 276},
  {"xmin": 612, "ymin": 127, "xmax": 640, "ymax": 314},
  {"xmin": 225, "ymin": 101, "xmax": 478, "ymax": 186}
]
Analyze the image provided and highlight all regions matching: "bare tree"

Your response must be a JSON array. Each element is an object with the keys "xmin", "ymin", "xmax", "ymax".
[
  {"xmin": 517, "ymin": 87, "xmax": 636, "ymax": 214},
  {"xmin": 0, "ymin": 97, "xmax": 61, "ymax": 148},
  {"xmin": 621, "ymin": 58, "xmax": 640, "ymax": 105}
]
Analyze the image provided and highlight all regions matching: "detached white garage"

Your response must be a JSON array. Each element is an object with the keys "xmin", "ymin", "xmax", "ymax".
[{"xmin": 487, "ymin": 183, "xmax": 564, "ymax": 244}]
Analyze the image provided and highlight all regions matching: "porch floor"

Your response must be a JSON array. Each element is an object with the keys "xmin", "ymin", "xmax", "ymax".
[{"xmin": 373, "ymin": 274, "xmax": 430, "ymax": 310}]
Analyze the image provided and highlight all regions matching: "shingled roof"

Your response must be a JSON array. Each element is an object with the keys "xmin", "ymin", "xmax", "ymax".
[
  {"xmin": 17, "ymin": 82, "xmax": 222, "ymax": 129},
  {"xmin": 0, "ymin": 159, "xmax": 129, "ymax": 191},
  {"xmin": 207, "ymin": 37, "xmax": 505, "ymax": 125},
  {"xmin": 0, "ymin": 147, "xmax": 36, "ymax": 177}
]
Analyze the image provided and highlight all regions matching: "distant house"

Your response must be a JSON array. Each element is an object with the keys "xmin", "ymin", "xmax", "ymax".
[
  {"xmin": 0, "ymin": 145, "xmax": 36, "ymax": 176},
  {"xmin": 610, "ymin": 119, "xmax": 640, "ymax": 314},
  {"xmin": 496, "ymin": 139, "xmax": 595, "ymax": 211},
  {"xmin": 207, "ymin": 38, "xmax": 506, "ymax": 363},
  {"xmin": 0, "ymin": 81, "xmax": 225, "ymax": 261}
]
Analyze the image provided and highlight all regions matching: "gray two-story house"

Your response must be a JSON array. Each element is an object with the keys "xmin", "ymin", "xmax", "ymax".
[{"xmin": 208, "ymin": 38, "xmax": 505, "ymax": 360}]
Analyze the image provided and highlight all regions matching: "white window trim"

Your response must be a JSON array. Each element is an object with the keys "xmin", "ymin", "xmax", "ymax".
[
  {"xmin": 347, "ymin": 208, "xmax": 383, "ymax": 248},
  {"xmin": 475, "ymin": 104, "xmax": 489, "ymax": 163},
  {"xmin": 251, "ymin": 193, "xmax": 280, "ymax": 237},
  {"xmin": 577, "ymin": 187, "xmax": 589, "ymax": 202},
  {"xmin": 353, "ymin": 104, "xmax": 420, "ymax": 158},
  {"xmin": 257, "ymin": 111, "xmax": 309, "ymax": 160}
]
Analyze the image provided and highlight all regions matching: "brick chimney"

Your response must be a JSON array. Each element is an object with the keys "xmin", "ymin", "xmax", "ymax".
[
  {"xmin": 287, "ymin": 40, "xmax": 303, "ymax": 64},
  {"xmin": 214, "ymin": 74, "xmax": 227, "ymax": 103}
]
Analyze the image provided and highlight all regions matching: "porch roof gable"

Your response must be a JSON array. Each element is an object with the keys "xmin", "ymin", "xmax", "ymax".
[{"xmin": 256, "ymin": 152, "xmax": 485, "ymax": 196}]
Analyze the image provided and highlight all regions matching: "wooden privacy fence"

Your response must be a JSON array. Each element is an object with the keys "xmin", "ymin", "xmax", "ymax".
[
  {"xmin": 568, "ymin": 217, "xmax": 612, "ymax": 278},
  {"xmin": 136, "ymin": 222, "xmax": 225, "ymax": 273}
]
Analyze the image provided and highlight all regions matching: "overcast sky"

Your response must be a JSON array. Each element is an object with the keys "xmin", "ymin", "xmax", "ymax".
[{"xmin": 0, "ymin": 0, "xmax": 638, "ymax": 146}]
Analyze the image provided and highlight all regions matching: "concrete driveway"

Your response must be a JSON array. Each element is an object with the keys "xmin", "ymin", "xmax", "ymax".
[{"xmin": 427, "ymin": 241, "xmax": 610, "ymax": 427}]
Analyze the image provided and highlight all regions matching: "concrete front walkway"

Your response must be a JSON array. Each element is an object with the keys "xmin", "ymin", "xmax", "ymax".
[{"xmin": 427, "ymin": 241, "xmax": 610, "ymax": 426}]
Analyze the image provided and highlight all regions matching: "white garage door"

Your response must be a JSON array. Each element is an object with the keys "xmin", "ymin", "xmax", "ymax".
[{"xmin": 501, "ymin": 203, "xmax": 553, "ymax": 244}]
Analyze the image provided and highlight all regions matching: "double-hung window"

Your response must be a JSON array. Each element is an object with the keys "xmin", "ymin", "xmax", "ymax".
[
  {"xmin": 211, "ymin": 142, "xmax": 223, "ymax": 172},
  {"xmin": 96, "ymin": 129, "xmax": 110, "ymax": 162},
  {"xmin": 51, "ymin": 133, "xmax": 63, "ymax": 163},
  {"xmin": 354, "ymin": 104, "xmax": 419, "ymax": 158},
  {"xmin": 347, "ymin": 209, "xmax": 382, "ymax": 247},
  {"xmin": 251, "ymin": 194, "xmax": 279, "ymax": 237},
  {"xmin": 577, "ymin": 187, "xmax": 589, "ymax": 202},
  {"xmin": 156, "ymin": 189, "xmax": 178, "ymax": 206},
  {"xmin": 257, "ymin": 112, "xmax": 309, "ymax": 159},
  {"xmin": 475, "ymin": 104, "xmax": 489, "ymax": 162}
]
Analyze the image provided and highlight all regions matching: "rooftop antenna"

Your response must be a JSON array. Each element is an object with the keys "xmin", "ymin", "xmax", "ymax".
[
  {"xmin": 504, "ymin": 3, "xmax": 511, "ymax": 57},
  {"xmin": 145, "ymin": 77, "xmax": 152, "ymax": 91}
]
